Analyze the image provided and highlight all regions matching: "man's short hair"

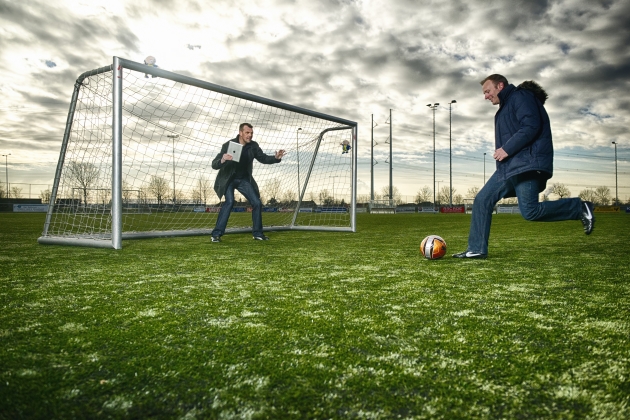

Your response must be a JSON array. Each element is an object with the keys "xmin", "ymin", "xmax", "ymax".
[
  {"xmin": 239, "ymin": 123, "xmax": 253, "ymax": 131},
  {"xmin": 480, "ymin": 74, "xmax": 509, "ymax": 87}
]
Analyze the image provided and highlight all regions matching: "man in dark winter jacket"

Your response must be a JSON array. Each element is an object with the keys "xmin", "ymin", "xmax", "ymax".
[
  {"xmin": 210, "ymin": 123, "xmax": 285, "ymax": 242},
  {"xmin": 453, "ymin": 74, "xmax": 595, "ymax": 259}
]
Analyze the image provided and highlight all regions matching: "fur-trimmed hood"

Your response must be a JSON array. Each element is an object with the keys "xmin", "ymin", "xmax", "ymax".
[{"xmin": 517, "ymin": 80, "xmax": 548, "ymax": 105}]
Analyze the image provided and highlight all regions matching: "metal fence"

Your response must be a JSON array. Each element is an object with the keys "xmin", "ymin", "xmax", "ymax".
[{"xmin": 0, "ymin": 183, "xmax": 51, "ymax": 200}]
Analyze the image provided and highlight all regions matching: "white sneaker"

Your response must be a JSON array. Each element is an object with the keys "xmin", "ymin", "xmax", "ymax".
[{"xmin": 580, "ymin": 201, "xmax": 595, "ymax": 235}]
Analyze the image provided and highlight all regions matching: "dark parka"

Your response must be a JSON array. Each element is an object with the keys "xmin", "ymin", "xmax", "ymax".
[
  {"xmin": 494, "ymin": 82, "xmax": 553, "ymax": 193},
  {"xmin": 211, "ymin": 136, "xmax": 281, "ymax": 199}
]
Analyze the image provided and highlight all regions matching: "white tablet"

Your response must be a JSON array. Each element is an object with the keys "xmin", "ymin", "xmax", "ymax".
[{"xmin": 228, "ymin": 142, "xmax": 243, "ymax": 162}]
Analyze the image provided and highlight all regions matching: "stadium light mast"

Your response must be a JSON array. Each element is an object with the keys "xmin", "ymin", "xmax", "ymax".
[
  {"xmin": 389, "ymin": 109, "xmax": 393, "ymax": 201},
  {"xmin": 448, "ymin": 100, "xmax": 456, "ymax": 206},
  {"xmin": 296, "ymin": 128, "xmax": 302, "ymax": 200},
  {"xmin": 1, "ymin": 153, "xmax": 10, "ymax": 198},
  {"xmin": 371, "ymin": 115, "xmax": 379, "ymax": 202},
  {"xmin": 612, "ymin": 141, "xmax": 618, "ymax": 205},
  {"xmin": 427, "ymin": 103, "xmax": 439, "ymax": 208},
  {"xmin": 167, "ymin": 134, "xmax": 179, "ymax": 203},
  {"xmin": 483, "ymin": 152, "xmax": 486, "ymax": 185}
]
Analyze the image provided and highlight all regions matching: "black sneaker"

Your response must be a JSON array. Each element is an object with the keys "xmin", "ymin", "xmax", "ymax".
[
  {"xmin": 253, "ymin": 235, "xmax": 270, "ymax": 241},
  {"xmin": 581, "ymin": 201, "xmax": 595, "ymax": 235},
  {"xmin": 452, "ymin": 251, "xmax": 487, "ymax": 259},
  {"xmin": 211, "ymin": 236, "xmax": 221, "ymax": 243}
]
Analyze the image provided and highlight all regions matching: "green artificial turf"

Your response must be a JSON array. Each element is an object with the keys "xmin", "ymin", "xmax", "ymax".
[{"xmin": 1, "ymin": 213, "xmax": 629, "ymax": 419}]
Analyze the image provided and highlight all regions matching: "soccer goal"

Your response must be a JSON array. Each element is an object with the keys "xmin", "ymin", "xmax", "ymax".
[
  {"xmin": 368, "ymin": 199, "xmax": 396, "ymax": 214},
  {"xmin": 38, "ymin": 57, "xmax": 357, "ymax": 249}
]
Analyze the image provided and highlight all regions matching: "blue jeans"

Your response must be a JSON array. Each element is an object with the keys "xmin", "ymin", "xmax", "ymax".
[
  {"xmin": 211, "ymin": 178, "xmax": 263, "ymax": 237},
  {"xmin": 468, "ymin": 171, "xmax": 583, "ymax": 254}
]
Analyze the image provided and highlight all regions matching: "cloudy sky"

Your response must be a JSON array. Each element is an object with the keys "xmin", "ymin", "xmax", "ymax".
[{"xmin": 1, "ymin": 0, "xmax": 628, "ymax": 201}]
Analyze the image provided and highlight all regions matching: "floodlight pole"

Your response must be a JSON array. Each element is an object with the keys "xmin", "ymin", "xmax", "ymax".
[
  {"xmin": 1, "ymin": 153, "xmax": 9, "ymax": 197},
  {"xmin": 371, "ymin": 114, "xmax": 374, "ymax": 201},
  {"xmin": 448, "ymin": 100, "xmax": 456, "ymax": 206},
  {"xmin": 612, "ymin": 141, "xmax": 618, "ymax": 205},
  {"xmin": 371, "ymin": 114, "xmax": 377, "ymax": 201},
  {"xmin": 296, "ymin": 128, "xmax": 302, "ymax": 200},
  {"xmin": 483, "ymin": 152, "xmax": 486, "ymax": 185},
  {"xmin": 427, "ymin": 103, "xmax": 439, "ymax": 208},
  {"xmin": 389, "ymin": 109, "xmax": 393, "ymax": 201},
  {"xmin": 167, "ymin": 134, "xmax": 179, "ymax": 203}
]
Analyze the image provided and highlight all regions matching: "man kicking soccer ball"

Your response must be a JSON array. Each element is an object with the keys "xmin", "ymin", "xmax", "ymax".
[
  {"xmin": 452, "ymin": 74, "xmax": 595, "ymax": 259},
  {"xmin": 210, "ymin": 123, "xmax": 285, "ymax": 242}
]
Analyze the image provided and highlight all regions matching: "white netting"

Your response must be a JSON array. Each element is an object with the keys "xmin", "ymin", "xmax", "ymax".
[{"xmin": 42, "ymin": 64, "xmax": 354, "ymax": 243}]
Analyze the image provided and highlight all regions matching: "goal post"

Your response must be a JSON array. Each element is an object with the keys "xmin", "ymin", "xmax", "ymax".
[{"xmin": 39, "ymin": 56, "xmax": 357, "ymax": 249}]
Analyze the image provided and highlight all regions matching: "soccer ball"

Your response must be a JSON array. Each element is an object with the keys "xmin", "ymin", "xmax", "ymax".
[
  {"xmin": 420, "ymin": 235, "xmax": 447, "ymax": 260},
  {"xmin": 144, "ymin": 56, "xmax": 156, "ymax": 66}
]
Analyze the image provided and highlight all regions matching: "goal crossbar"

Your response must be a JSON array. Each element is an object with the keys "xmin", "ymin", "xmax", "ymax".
[{"xmin": 71, "ymin": 59, "xmax": 356, "ymax": 126}]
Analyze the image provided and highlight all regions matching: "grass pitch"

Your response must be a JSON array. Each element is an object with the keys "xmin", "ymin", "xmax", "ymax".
[{"xmin": 1, "ymin": 213, "xmax": 629, "ymax": 419}]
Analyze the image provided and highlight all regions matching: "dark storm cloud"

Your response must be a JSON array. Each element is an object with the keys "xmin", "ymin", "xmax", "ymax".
[
  {"xmin": 0, "ymin": 1, "xmax": 140, "ymax": 72},
  {"xmin": 17, "ymin": 91, "xmax": 68, "ymax": 109},
  {"xmin": 0, "ymin": 0, "xmax": 27, "ymax": 22},
  {"xmin": 489, "ymin": 0, "xmax": 552, "ymax": 32},
  {"xmin": 0, "ymin": 1, "xmax": 31, "ymax": 51},
  {"xmin": 0, "ymin": 0, "xmax": 143, "ymax": 170},
  {"xmin": 563, "ymin": 61, "xmax": 630, "ymax": 89}
]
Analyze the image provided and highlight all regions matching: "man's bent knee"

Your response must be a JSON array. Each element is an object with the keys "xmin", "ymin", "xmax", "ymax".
[{"xmin": 521, "ymin": 207, "xmax": 541, "ymax": 221}]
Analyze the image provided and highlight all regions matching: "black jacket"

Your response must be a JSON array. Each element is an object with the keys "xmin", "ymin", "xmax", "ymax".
[{"xmin": 211, "ymin": 136, "xmax": 281, "ymax": 199}]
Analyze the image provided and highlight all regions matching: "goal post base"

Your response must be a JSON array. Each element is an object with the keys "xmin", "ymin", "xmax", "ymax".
[
  {"xmin": 38, "ymin": 224, "xmax": 356, "ymax": 247},
  {"xmin": 38, "ymin": 236, "xmax": 117, "ymax": 249},
  {"xmin": 119, "ymin": 224, "xmax": 356, "ymax": 238}
]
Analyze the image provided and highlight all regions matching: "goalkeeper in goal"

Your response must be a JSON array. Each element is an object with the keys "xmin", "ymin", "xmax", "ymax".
[{"xmin": 210, "ymin": 123, "xmax": 286, "ymax": 242}]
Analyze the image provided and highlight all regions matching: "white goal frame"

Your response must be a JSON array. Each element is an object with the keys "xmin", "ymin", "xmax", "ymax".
[{"xmin": 38, "ymin": 57, "xmax": 357, "ymax": 249}]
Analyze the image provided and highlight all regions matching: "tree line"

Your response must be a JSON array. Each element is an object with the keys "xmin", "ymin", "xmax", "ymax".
[
  {"xmin": 53, "ymin": 162, "xmax": 348, "ymax": 207},
  {"xmin": 22, "ymin": 162, "xmax": 625, "ymax": 207},
  {"xmin": 358, "ymin": 183, "xmax": 624, "ymax": 206}
]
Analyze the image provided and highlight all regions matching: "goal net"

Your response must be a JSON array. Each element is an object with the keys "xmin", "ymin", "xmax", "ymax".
[{"xmin": 39, "ymin": 57, "xmax": 357, "ymax": 249}]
